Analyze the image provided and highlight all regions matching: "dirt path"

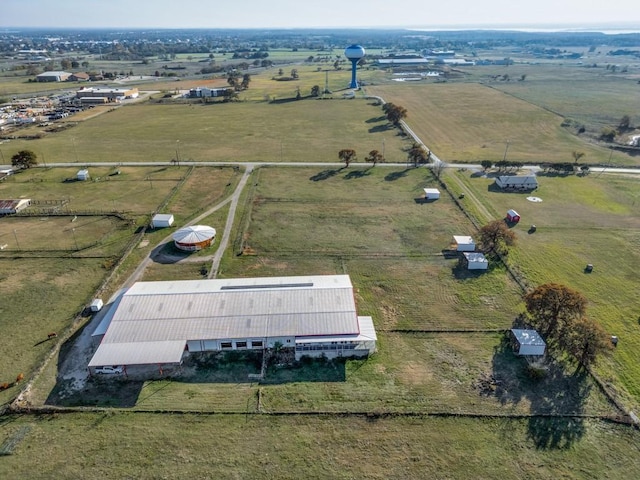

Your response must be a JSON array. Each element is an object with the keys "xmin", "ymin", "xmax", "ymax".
[{"xmin": 446, "ymin": 171, "xmax": 496, "ymax": 225}]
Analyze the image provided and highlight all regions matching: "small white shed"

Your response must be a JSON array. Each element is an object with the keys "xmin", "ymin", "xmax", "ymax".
[
  {"xmin": 152, "ymin": 213, "xmax": 175, "ymax": 228},
  {"xmin": 77, "ymin": 169, "xmax": 90, "ymax": 181},
  {"xmin": 511, "ymin": 329, "xmax": 546, "ymax": 356},
  {"xmin": 463, "ymin": 252, "xmax": 488, "ymax": 270},
  {"xmin": 453, "ymin": 235, "xmax": 475, "ymax": 252},
  {"xmin": 90, "ymin": 298, "xmax": 104, "ymax": 312},
  {"xmin": 423, "ymin": 188, "xmax": 441, "ymax": 200}
]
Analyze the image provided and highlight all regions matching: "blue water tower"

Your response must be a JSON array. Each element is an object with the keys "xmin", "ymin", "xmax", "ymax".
[{"xmin": 344, "ymin": 44, "xmax": 366, "ymax": 89}]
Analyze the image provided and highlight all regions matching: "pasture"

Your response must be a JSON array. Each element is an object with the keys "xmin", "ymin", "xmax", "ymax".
[
  {"xmin": 366, "ymin": 82, "xmax": 638, "ymax": 166},
  {"xmin": 2, "ymin": 413, "xmax": 639, "ymax": 478},
  {"xmin": 0, "ymin": 165, "xmax": 240, "ymax": 404},
  {"xmin": 1, "ymin": 98, "xmax": 409, "ymax": 165},
  {"xmin": 449, "ymin": 169, "xmax": 640, "ymax": 411},
  {"xmin": 1, "ymin": 50, "xmax": 640, "ymax": 478}
]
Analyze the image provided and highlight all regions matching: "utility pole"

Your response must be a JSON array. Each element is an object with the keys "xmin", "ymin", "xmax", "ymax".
[
  {"xmin": 72, "ymin": 228, "xmax": 78, "ymax": 250},
  {"xmin": 175, "ymin": 140, "xmax": 180, "ymax": 167},
  {"xmin": 72, "ymin": 137, "xmax": 79, "ymax": 163},
  {"xmin": 13, "ymin": 229, "xmax": 20, "ymax": 250},
  {"xmin": 502, "ymin": 140, "xmax": 510, "ymax": 162}
]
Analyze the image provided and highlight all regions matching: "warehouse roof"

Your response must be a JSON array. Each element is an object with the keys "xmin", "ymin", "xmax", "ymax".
[{"xmin": 89, "ymin": 275, "xmax": 361, "ymax": 367}]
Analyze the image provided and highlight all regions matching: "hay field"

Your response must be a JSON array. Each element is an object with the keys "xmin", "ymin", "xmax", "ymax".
[
  {"xmin": 366, "ymin": 82, "xmax": 634, "ymax": 165},
  {"xmin": 1, "ymin": 98, "xmax": 410, "ymax": 165}
]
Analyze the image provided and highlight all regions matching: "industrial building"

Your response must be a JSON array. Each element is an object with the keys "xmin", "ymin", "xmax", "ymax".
[
  {"xmin": 75, "ymin": 87, "xmax": 139, "ymax": 101},
  {"xmin": 89, "ymin": 275, "xmax": 377, "ymax": 374},
  {"xmin": 36, "ymin": 71, "xmax": 71, "ymax": 82}
]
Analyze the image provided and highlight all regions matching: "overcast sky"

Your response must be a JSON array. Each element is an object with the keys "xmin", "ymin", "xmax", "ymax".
[{"xmin": 2, "ymin": 0, "xmax": 640, "ymax": 31}]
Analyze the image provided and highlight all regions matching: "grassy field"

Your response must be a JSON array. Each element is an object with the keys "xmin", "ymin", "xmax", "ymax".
[
  {"xmin": 1, "ymin": 53, "xmax": 640, "ymax": 478},
  {"xmin": 366, "ymin": 82, "xmax": 637, "ymax": 166},
  {"xmin": 448, "ymin": 169, "xmax": 640, "ymax": 411},
  {"xmin": 1, "ymin": 98, "xmax": 410, "ymax": 165},
  {"xmin": 2, "ymin": 413, "xmax": 639, "ymax": 479},
  {"xmin": 0, "ymin": 258, "xmax": 106, "ymax": 404}
]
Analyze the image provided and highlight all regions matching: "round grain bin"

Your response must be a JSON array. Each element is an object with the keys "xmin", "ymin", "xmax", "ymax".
[{"xmin": 172, "ymin": 225, "xmax": 216, "ymax": 252}]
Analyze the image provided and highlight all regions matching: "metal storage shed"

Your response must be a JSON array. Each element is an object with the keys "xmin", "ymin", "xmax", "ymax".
[
  {"xmin": 453, "ymin": 235, "xmax": 475, "ymax": 252},
  {"xmin": 152, "ymin": 214, "xmax": 174, "ymax": 228},
  {"xmin": 423, "ymin": 188, "xmax": 441, "ymax": 200},
  {"xmin": 77, "ymin": 169, "xmax": 90, "ymax": 181},
  {"xmin": 511, "ymin": 329, "xmax": 546, "ymax": 356},
  {"xmin": 463, "ymin": 252, "xmax": 488, "ymax": 270}
]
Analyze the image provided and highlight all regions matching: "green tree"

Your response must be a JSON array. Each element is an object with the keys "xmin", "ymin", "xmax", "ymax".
[
  {"xmin": 338, "ymin": 149, "xmax": 357, "ymax": 168},
  {"xmin": 524, "ymin": 283, "xmax": 588, "ymax": 340},
  {"xmin": 477, "ymin": 219, "xmax": 516, "ymax": 258},
  {"xmin": 365, "ymin": 149, "xmax": 384, "ymax": 166},
  {"xmin": 382, "ymin": 103, "xmax": 408, "ymax": 125},
  {"xmin": 600, "ymin": 127, "xmax": 616, "ymax": 142},
  {"xmin": 480, "ymin": 160, "xmax": 493, "ymax": 171},
  {"xmin": 241, "ymin": 74, "xmax": 251, "ymax": 90},
  {"xmin": 11, "ymin": 150, "xmax": 38, "ymax": 169},
  {"xmin": 310, "ymin": 85, "xmax": 320, "ymax": 97},
  {"xmin": 564, "ymin": 317, "xmax": 612, "ymax": 371},
  {"xmin": 407, "ymin": 143, "xmax": 429, "ymax": 167},
  {"xmin": 618, "ymin": 115, "xmax": 632, "ymax": 132}
]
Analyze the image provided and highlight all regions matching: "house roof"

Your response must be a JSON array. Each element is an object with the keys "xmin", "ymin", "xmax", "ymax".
[
  {"xmin": 497, "ymin": 175, "xmax": 538, "ymax": 185},
  {"xmin": 89, "ymin": 275, "xmax": 362, "ymax": 367}
]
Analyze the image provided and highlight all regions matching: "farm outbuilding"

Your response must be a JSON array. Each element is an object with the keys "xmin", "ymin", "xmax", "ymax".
[
  {"xmin": 172, "ymin": 225, "xmax": 216, "ymax": 251},
  {"xmin": 90, "ymin": 298, "xmax": 104, "ymax": 312},
  {"xmin": 453, "ymin": 235, "xmax": 476, "ymax": 252},
  {"xmin": 88, "ymin": 275, "xmax": 377, "ymax": 375},
  {"xmin": 152, "ymin": 214, "xmax": 174, "ymax": 228},
  {"xmin": 463, "ymin": 252, "xmax": 488, "ymax": 270},
  {"xmin": 495, "ymin": 175, "xmax": 538, "ymax": 190},
  {"xmin": 423, "ymin": 188, "xmax": 441, "ymax": 200},
  {"xmin": 77, "ymin": 169, "xmax": 90, "ymax": 181},
  {"xmin": 0, "ymin": 198, "xmax": 31, "ymax": 214},
  {"xmin": 506, "ymin": 209, "xmax": 520, "ymax": 223},
  {"xmin": 511, "ymin": 329, "xmax": 546, "ymax": 356}
]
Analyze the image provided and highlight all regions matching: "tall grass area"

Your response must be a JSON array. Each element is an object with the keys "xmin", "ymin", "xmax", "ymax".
[{"xmin": 1, "ymin": 413, "xmax": 639, "ymax": 478}]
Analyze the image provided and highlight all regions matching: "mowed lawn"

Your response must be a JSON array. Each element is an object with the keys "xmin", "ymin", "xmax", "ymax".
[
  {"xmin": 452, "ymin": 170, "xmax": 640, "ymax": 411},
  {"xmin": 366, "ymin": 82, "xmax": 634, "ymax": 166},
  {"xmin": 2, "ymin": 413, "xmax": 640, "ymax": 479}
]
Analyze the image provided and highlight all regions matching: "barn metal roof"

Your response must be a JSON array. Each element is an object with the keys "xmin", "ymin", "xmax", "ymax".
[
  {"xmin": 89, "ymin": 275, "xmax": 363, "ymax": 367},
  {"xmin": 511, "ymin": 329, "xmax": 546, "ymax": 346}
]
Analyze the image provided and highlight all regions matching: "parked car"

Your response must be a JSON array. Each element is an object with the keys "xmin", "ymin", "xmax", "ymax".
[{"xmin": 94, "ymin": 365, "xmax": 123, "ymax": 374}]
